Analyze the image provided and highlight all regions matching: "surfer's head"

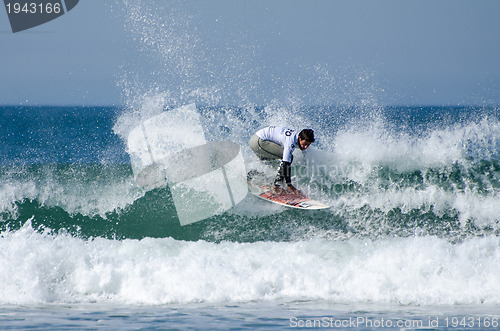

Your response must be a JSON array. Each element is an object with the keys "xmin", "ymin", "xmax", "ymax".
[{"xmin": 298, "ymin": 129, "xmax": 315, "ymax": 150}]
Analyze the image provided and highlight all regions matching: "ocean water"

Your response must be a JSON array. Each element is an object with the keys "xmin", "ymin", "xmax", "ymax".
[{"xmin": 1, "ymin": 105, "xmax": 500, "ymax": 329}]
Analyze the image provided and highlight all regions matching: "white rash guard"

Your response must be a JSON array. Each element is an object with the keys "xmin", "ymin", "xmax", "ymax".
[{"xmin": 255, "ymin": 126, "xmax": 298, "ymax": 163}]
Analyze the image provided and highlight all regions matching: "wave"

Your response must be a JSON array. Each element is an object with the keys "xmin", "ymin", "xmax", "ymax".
[
  {"xmin": 1, "ymin": 222, "xmax": 499, "ymax": 306},
  {"xmin": 2, "ymin": 106, "xmax": 500, "ymax": 242}
]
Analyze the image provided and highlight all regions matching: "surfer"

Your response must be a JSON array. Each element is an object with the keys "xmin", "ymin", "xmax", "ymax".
[{"xmin": 249, "ymin": 126, "xmax": 315, "ymax": 196}]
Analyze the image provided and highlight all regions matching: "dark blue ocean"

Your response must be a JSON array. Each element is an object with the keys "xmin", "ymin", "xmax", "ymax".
[{"xmin": 1, "ymin": 105, "xmax": 499, "ymax": 329}]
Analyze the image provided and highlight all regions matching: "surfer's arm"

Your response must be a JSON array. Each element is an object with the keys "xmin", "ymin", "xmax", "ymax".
[
  {"xmin": 272, "ymin": 161, "xmax": 304, "ymax": 197},
  {"xmin": 274, "ymin": 161, "xmax": 301, "ymax": 195},
  {"xmin": 283, "ymin": 162, "xmax": 306, "ymax": 196},
  {"xmin": 282, "ymin": 161, "xmax": 292, "ymax": 184},
  {"xmin": 273, "ymin": 161, "xmax": 292, "ymax": 186}
]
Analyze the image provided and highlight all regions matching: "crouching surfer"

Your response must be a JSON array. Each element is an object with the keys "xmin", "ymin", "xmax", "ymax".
[{"xmin": 249, "ymin": 126, "xmax": 315, "ymax": 196}]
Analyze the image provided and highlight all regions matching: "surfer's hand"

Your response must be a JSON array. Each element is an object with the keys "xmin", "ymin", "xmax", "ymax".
[
  {"xmin": 288, "ymin": 185, "xmax": 305, "ymax": 197},
  {"xmin": 271, "ymin": 185, "xmax": 286, "ymax": 195}
]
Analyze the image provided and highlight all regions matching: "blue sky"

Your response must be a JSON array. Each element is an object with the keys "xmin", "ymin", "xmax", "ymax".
[{"xmin": 1, "ymin": 0, "xmax": 499, "ymax": 106}]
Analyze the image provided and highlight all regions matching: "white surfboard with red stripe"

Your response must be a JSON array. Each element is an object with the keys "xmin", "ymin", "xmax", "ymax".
[{"xmin": 248, "ymin": 182, "xmax": 330, "ymax": 210}]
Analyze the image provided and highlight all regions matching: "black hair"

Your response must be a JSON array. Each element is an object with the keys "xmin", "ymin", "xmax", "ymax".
[{"xmin": 299, "ymin": 129, "xmax": 315, "ymax": 143}]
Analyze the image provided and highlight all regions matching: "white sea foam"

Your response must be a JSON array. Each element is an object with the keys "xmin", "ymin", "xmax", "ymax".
[{"xmin": 1, "ymin": 222, "xmax": 499, "ymax": 306}]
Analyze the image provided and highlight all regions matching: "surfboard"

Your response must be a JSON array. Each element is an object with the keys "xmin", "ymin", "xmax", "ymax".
[{"xmin": 247, "ymin": 172, "xmax": 330, "ymax": 210}]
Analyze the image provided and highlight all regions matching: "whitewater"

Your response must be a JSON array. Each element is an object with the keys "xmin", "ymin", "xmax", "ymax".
[{"xmin": 2, "ymin": 222, "xmax": 500, "ymax": 306}]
